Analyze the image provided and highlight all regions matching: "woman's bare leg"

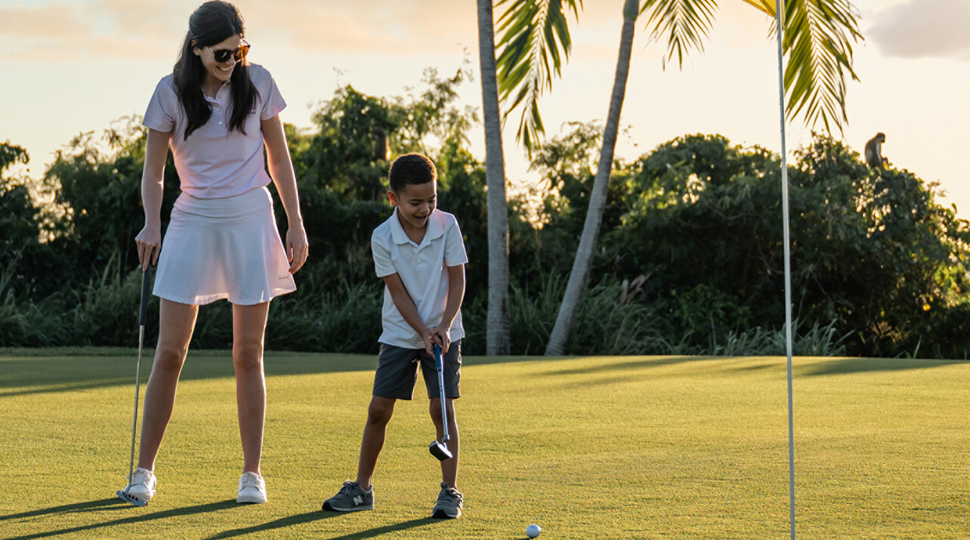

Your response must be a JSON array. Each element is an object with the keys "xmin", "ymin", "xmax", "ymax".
[
  {"xmin": 137, "ymin": 299, "xmax": 199, "ymax": 471},
  {"xmin": 232, "ymin": 301, "xmax": 270, "ymax": 474}
]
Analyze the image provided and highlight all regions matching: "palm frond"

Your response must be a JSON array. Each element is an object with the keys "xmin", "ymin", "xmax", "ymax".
[
  {"xmin": 739, "ymin": 0, "xmax": 776, "ymax": 13},
  {"xmin": 744, "ymin": 0, "xmax": 862, "ymax": 133},
  {"xmin": 496, "ymin": 0, "xmax": 582, "ymax": 153},
  {"xmin": 641, "ymin": 0, "xmax": 719, "ymax": 69}
]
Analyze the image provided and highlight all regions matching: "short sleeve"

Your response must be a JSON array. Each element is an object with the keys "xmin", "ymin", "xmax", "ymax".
[
  {"xmin": 443, "ymin": 217, "xmax": 469, "ymax": 267},
  {"xmin": 251, "ymin": 64, "xmax": 286, "ymax": 120},
  {"xmin": 143, "ymin": 77, "xmax": 177, "ymax": 132},
  {"xmin": 372, "ymin": 230, "xmax": 397, "ymax": 278}
]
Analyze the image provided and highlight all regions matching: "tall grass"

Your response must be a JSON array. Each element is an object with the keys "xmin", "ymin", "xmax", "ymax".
[
  {"xmin": 0, "ymin": 254, "xmax": 849, "ymax": 357},
  {"xmin": 69, "ymin": 261, "xmax": 152, "ymax": 346},
  {"xmin": 465, "ymin": 274, "xmax": 847, "ymax": 357},
  {"xmin": 704, "ymin": 319, "xmax": 849, "ymax": 357},
  {"xmin": 0, "ymin": 289, "xmax": 65, "ymax": 346}
]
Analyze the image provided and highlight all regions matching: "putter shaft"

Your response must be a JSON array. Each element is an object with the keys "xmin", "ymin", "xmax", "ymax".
[
  {"xmin": 429, "ymin": 344, "xmax": 452, "ymax": 461},
  {"xmin": 120, "ymin": 268, "xmax": 151, "ymax": 505}
]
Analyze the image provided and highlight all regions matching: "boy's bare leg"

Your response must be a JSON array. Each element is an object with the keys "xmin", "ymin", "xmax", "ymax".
[
  {"xmin": 137, "ymin": 299, "xmax": 199, "ymax": 471},
  {"xmin": 430, "ymin": 398, "xmax": 459, "ymax": 487},
  {"xmin": 355, "ymin": 396, "xmax": 396, "ymax": 490},
  {"xmin": 232, "ymin": 301, "xmax": 270, "ymax": 475}
]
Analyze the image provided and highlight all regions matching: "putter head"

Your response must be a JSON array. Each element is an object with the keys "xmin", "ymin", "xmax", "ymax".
[
  {"xmin": 116, "ymin": 489, "xmax": 148, "ymax": 507},
  {"xmin": 429, "ymin": 440, "xmax": 453, "ymax": 461}
]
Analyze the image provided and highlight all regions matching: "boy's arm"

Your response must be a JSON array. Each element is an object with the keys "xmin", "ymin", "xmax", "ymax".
[
  {"xmin": 430, "ymin": 263, "xmax": 466, "ymax": 353},
  {"xmin": 383, "ymin": 273, "xmax": 436, "ymax": 355}
]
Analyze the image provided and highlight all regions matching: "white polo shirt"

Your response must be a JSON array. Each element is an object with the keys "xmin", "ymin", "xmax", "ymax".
[
  {"xmin": 372, "ymin": 208, "xmax": 468, "ymax": 349},
  {"xmin": 142, "ymin": 63, "xmax": 286, "ymax": 199}
]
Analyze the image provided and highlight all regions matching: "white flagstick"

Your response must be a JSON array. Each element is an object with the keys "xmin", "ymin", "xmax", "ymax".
[{"xmin": 773, "ymin": 1, "xmax": 796, "ymax": 538}]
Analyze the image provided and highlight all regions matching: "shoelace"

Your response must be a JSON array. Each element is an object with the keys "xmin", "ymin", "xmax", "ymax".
[
  {"xmin": 241, "ymin": 474, "xmax": 263, "ymax": 489},
  {"xmin": 440, "ymin": 487, "xmax": 461, "ymax": 504},
  {"xmin": 131, "ymin": 470, "xmax": 151, "ymax": 485}
]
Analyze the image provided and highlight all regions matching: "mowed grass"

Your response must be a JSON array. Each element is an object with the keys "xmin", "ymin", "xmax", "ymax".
[{"xmin": 1, "ymin": 350, "xmax": 968, "ymax": 539}]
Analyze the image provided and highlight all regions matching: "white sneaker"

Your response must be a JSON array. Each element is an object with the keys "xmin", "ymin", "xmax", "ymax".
[
  {"xmin": 237, "ymin": 471, "xmax": 267, "ymax": 504},
  {"xmin": 125, "ymin": 467, "xmax": 157, "ymax": 502}
]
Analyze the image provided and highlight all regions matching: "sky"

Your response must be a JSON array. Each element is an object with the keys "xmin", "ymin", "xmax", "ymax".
[{"xmin": 2, "ymin": 0, "xmax": 969, "ymax": 216}]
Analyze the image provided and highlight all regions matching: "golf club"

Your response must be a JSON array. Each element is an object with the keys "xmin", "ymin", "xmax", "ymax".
[
  {"xmin": 116, "ymin": 267, "xmax": 151, "ymax": 507},
  {"xmin": 429, "ymin": 344, "xmax": 453, "ymax": 461}
]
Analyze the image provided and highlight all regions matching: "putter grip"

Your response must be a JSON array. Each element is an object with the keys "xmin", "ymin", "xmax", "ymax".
[
  {"xmin": 139, "ymin": 267, "xmax": 151, "ymax": 326},
  {"xmin": 433, "ymin": 344, "xmax": 442, "ymax": 364}
]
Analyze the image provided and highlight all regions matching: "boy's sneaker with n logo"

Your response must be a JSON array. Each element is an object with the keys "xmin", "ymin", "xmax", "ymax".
[
  {"xmin": 322, "ymin": 480, "xmax": 374, "ymax": 512},
  {"xmin": 431, "ymin": 482, "xmax": 463, "ymax": 519}
]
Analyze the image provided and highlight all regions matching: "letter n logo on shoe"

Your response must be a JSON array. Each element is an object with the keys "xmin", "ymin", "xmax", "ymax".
[{"xmin": 353, "ymin": 496, "xmax": 363, "ymax": 505}]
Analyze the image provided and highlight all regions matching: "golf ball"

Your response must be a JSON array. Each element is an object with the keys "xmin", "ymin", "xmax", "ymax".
[{"xmin": 526, "ymin": 523, "xmax": 542, "ymax": 538}]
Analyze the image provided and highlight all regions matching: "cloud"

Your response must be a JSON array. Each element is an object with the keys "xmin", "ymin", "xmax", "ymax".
[
  {"xmin": 868, "ymin": 0, "xmax": 970, "ymax": 62},
  {"xmin": 92, "ymin": 0, "xmax": 190, "ymax": 40},
  {"xmin": 0, "ymin": 0, "xmax": 477, "ymax": 61},
  {"xmin": 241, "ymin": 0, "xmax": 475, "ymax": 54},
  {"xmin": 4, "ymin": 0, "xmax": 699, "ymax": 63},
  {"xmin": 0, "ymin": 3, "xmax": 91, "ymax": 39},
  {"xmin": 0, "ymin": 1, "xmax": 188, "ymax": 61}
]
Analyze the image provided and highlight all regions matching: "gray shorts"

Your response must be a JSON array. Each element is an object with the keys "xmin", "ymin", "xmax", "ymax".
[{"xmin": 373, "ymin": 341, "xmax": 462, "ymax": 400}]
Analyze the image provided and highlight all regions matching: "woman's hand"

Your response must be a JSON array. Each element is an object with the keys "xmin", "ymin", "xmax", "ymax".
[
  {"xmin": 135, "ymin": 222, "xmax": 162, "ymax": 271},
  {"xmin": 286, "ymin": 222, "xmax": 309, "ymax": 274}
]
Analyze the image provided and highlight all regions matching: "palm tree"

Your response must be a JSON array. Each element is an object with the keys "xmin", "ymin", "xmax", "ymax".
[
  {"xmin": 493, "ymin": 0, "xmax": 862, "ymax": 355},
  {"xmin": 477, "ymin": 0, "xmax": 511, "ymax": 355}
]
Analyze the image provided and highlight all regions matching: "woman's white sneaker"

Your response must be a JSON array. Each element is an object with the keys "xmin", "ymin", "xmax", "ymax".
[
  {"xmin": 237, "ymin": 472, "xmax": 267, "ymax": 504},
  {"xmin": 125, "ymin": 467, "xmax": 157, "ymax": 502}
]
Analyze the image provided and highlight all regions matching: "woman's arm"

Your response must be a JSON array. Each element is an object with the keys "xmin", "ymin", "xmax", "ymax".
[
  {"xmin": 261, "ymin": 114, "xmax": 308, "ymax": 274},
  {"xmin": 135, "ymin": 128, "xmax": 172, "ymax": 271}
]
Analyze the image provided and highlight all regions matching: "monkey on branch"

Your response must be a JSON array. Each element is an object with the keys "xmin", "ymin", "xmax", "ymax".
[{"xmin": 865, "ymin": 132, "xmax": 889, "ymax": 170}]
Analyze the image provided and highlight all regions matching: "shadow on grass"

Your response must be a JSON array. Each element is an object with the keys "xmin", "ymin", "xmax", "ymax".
[
  {"xmin": 321, "ymin": 517, "xmax": 441, "ymax": 540},
  {"xmin": 201, "ymin": 510, "xmax": 347, "ymax": 539},
  {"xmin": 3, "ymin": 499, "xmax": 237, "ymax": 540},
  {"xmin": 0, "ymin": 498, "xmax": 122, "ymax": 522},
  {"xmin": 6, "ymin": 350, "xmax": 969, "ymax": 399},
  {"xmin": 0, "ymin": 381, "xmax": 135, "ymax": 399},
  {"xmin": 547, "ymin": 356, "xmax": 719, "ymax": 376},
  {"xmin": 0, "ymin": 350, "xmax": 559, "ymax": 398},
  {"xmin": 799, "ymin": 357, "xmax": 968, "ymax": 377},
  {"xmin": 0, "ymin": 353, "xmax": 373, "ymax": 398},
  {"xmin": 544, "ymin": 355, "xmax": 970, "ymax": 381}
]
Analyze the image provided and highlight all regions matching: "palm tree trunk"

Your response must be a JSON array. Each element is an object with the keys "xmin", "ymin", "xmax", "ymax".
[
  {"xmin": 478, "ymin": 0, "xmax": 511, "ymax": 355},
  {"xmin": 545, "ymin": 0, "xmax": 638, "ymax": 356}
]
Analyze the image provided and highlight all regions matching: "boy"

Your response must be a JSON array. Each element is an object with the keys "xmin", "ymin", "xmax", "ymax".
[{"xmin": 322, "ymin": 153, "xmax": 468, "ymax": 519}]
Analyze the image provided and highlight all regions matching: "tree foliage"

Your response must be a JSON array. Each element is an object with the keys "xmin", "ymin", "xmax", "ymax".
[
  {"xmin": 599, "ymin": 133, "xmax": 970, "ymax": 356},
  {"xmin": 4, "ymin": 82, "xmax": 969, "ymax": 358}
]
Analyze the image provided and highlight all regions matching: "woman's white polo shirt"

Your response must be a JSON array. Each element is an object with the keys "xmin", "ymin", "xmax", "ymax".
[
  {"xmin": 142, "ymin": 63, "xmax": 286, "ymax": 199},
  {"xmin": 371, "ymin": 208, "xmax": 468, "ymax": 350}
]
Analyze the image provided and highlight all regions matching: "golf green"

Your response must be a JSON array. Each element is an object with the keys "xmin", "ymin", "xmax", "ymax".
[{"xmin": 1, "ymin": 350, "xmax": 967, "ymax": 538}]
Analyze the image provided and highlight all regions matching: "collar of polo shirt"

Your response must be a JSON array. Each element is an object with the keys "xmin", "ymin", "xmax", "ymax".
[{"xmin": 389, "ymin": 208, "xmax": 445, "ymax": 247}]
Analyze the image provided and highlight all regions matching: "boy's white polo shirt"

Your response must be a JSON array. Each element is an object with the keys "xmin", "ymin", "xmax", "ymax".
[{"xmin": 372, "ymin": 208, "xmax": 468, "ymax": 349}]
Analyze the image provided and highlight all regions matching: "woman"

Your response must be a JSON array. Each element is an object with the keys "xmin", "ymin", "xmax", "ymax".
[{"xmin": 122, "ymin": 1, "xmax": 308, "ymax": 505}]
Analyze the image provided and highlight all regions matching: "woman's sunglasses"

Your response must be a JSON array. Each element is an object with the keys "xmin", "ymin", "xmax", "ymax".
[{"xmin": 206, "ymin": 40, "xmax": 250, "ymax": 63}]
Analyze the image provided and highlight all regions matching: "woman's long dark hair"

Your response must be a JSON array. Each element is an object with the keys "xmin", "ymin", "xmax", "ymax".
[{"xmin": 173, "ymin": 1, "xmax": 257, "ymax": 140}]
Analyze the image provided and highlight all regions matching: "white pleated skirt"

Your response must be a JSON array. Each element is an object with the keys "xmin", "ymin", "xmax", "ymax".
[{"xmin": 154, "ymin": 186, "xmax": 297, "ymax": 306}]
